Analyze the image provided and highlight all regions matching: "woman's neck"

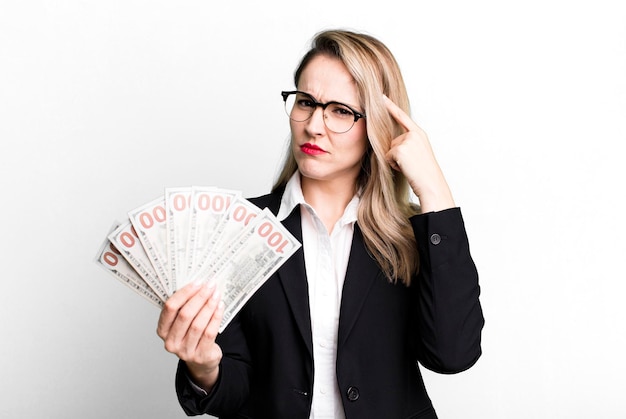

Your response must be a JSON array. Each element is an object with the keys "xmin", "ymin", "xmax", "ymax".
[{"xmin": 300, "ymin": 175, "xmax": 357, "ymax": 234}]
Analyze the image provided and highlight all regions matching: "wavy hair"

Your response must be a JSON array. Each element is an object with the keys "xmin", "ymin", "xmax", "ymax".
[{"xmin": 273, "ymin": 29, "xmax": 420, "ymax": 285}]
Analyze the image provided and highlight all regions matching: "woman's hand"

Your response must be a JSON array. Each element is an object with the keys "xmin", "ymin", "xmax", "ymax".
[
  {"xmin": 383, "ymin": 95, "xmax": 456, "ymax": 213},
  {"xmin": 157, "ymin": 281, "xmax": 225, "ymax": 392}
]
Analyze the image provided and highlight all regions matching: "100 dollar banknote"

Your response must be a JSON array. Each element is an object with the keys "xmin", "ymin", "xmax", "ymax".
[{"xmin": 94, "ymin": 187, "xmax": 301, "ymax": 332}]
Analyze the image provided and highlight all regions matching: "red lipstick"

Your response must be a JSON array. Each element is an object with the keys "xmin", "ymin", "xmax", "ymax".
[{"xmin": 300, "ymin": 143, "xmax": 326, "ymax": 156}]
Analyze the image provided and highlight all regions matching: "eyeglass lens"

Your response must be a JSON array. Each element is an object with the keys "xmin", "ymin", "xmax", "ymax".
[{"xmin": 284, "ymin": 92, "xmax": 358, "ymax": 134}]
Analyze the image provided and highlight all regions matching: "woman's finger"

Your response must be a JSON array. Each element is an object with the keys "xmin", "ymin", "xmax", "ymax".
[
  {"xmin": 157, "ymin": 280, "xmax": 203, "ymax": 338},
  {"xmin": 194, "ymin": 300, "xmax": 225, "ymax": 360},
  {"xmin": 183, "ymin": 289, "xmax": 223, "ymax": 355},
  {"xmin": 159, "ymin": 282, "xmax": 217, "ymax": 346},
  {"xmin": 203, "ymin": 299, "xmax": 225, "ymax": 343},
  {"xmin": 383, "ymin": 95, "xmax": 418, "ymax": 132},
  {"xmin": 385, "ymin": 147, "xmax": 402, "ymax": 171}
]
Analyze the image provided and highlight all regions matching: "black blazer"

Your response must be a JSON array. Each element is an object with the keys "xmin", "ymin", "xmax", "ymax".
[{"xmin": 175, "ymin": 190, "xmax": 484, "ymax": 419}]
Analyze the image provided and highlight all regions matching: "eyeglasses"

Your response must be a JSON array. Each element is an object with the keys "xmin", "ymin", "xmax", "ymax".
[{"xmin": 281, "ymin": 90, "xmax": 366, "ymax": 134}]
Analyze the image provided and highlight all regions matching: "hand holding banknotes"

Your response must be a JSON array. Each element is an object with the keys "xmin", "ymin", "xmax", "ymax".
[
  {"xmin": 95, "ymin": 186, "xmax": 301, "ymax": 333},
  {"xmin": 157, "ymin": 280, "xmax": 224, "ymax": 392}
]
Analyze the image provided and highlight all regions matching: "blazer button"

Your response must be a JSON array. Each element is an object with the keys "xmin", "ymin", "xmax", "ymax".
[
  {"xmin": 346, "ymin": 386, "xmax": 360, "ymax": 402},
  {"xmin": 430, "ymin": 233, "xmax": 441, "ymax": 245}
]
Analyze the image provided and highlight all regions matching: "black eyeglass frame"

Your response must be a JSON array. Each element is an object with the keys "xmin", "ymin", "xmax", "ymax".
[{"xmin": 281, "ymin": 90, "xmax": 366, "ymax": 131}]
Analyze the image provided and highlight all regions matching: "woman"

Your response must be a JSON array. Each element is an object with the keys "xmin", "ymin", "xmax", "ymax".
[{"xmin": 157, "ymin": 29, "xmax": 484, "ymax": 418}]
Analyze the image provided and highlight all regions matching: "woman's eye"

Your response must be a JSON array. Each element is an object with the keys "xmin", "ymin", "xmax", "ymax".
[
  {"xmin": 297, "ymin": 99, "xmax": 315, "ymax": 108},
  {"xmin": 330, "ymin": 105, "xmax": 354, "ymax": 118}
]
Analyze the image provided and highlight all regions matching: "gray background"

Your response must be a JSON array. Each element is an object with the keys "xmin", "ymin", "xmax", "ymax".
[{"xmin": 1, "ymin": 1, "xmax": 625, "ymax": 418}]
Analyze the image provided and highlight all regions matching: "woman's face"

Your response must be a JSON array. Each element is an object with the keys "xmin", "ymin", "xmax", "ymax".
[{"xmin": 291, "ymin": 54, "xmax": 368, "ymax": 189}]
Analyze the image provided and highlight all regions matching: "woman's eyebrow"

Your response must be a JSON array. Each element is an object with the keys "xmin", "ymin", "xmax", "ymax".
[{"xmin": 300, "ymin": 91, "xmax": 363, "ymax": 112}]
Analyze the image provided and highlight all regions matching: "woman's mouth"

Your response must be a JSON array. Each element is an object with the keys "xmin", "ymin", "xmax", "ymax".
[{"xmin": 300, "ymin": 143, "xmax": 326, "ymax": 156}]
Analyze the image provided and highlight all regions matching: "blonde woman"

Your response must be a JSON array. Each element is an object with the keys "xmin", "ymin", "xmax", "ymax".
[{"xmin": 158, "ymin": 29, "xmax": 484, "ymax": 419}]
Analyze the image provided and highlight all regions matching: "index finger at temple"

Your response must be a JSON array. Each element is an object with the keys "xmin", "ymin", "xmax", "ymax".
[{"xmin": 383, "ymin": 95, "xmax": 417, "ymax": 132}]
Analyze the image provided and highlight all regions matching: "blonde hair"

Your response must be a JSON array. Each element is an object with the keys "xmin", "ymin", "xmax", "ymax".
[{"xmin": 273, "ymin": 29, "xmax": 420, "ymax": 285}]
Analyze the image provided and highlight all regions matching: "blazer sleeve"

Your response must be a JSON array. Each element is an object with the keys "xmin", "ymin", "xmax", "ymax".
[
  {"xmin": 410, "ymin": 207, "xmax": 484, "ymax": 374},
  {"xmin": 175, "ymin": 313, "xmax": 253, "ymax": 416}
]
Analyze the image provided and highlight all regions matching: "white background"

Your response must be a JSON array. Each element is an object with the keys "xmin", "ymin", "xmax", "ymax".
[{"xmin": 1, "ymin": 1, "xmax": 625, "ymax": 418}]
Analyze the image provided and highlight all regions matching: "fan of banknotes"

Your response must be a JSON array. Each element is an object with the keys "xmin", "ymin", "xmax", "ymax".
[{"xmin": 95, "ymin": 186, "xmax": 301, "ymax": 332}]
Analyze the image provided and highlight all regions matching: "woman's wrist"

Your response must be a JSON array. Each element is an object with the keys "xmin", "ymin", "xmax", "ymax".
[
  {"xmin": 186, "ymin": 361, "xmax": 220, "ymax": 393},
  {"xmin": 413, "ymin": 181, "xmax": 455, "ymax": 213}
]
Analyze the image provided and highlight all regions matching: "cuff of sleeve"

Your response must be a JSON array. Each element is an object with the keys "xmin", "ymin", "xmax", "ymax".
[
  {"xmin": 410, "ymin": 207, "xmax": 471, "ymax": 268},
  {"xmin": 188, "ymin": 376, "xmax": 208, "ymax": 397},
  {"xmin": 178, "ymin": 360, "xmax": 220, "ymax": 399}
]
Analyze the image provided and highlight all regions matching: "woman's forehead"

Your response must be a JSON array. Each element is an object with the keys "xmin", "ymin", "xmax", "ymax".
[{"xmin": 297, "ymin": 55, "xmax": 360, "ymax": 105}]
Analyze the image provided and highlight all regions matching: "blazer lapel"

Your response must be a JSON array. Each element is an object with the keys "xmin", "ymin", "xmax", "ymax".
[
  {"xmin": 276, "ymin": 206, "xmax": 313, "ymax": 358},
  {"xmin": 337, "ymin": 224, "xmax": 379, "ymax": 348}
]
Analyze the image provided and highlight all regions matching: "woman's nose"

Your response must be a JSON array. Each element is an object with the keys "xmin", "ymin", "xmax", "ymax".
[{"xmin": 305, "ymin": 106, "xmax": 326, "ymax": 135}]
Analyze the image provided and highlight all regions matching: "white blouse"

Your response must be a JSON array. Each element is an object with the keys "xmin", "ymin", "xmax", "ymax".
[{"xmin": 277, "ymin": 172, "xmax": 358, "ymax": 419}]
